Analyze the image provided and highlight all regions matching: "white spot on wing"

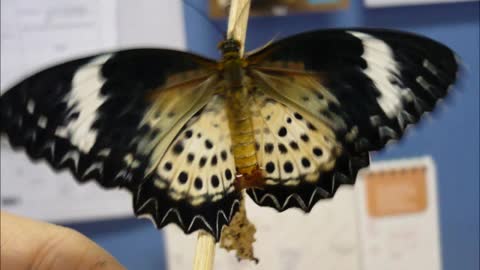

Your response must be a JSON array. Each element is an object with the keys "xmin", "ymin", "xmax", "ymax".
[
  {"xmin": 416, "ymin": 76, "xmax": 431, "ymax": 91},
  {"xmin": 59, "ymin": 150, "xmax": 80, "ymax": 171},
  {"xmin": 27, "ymin": 100, "xmax": 35, "ymax": 114},
  {"xmin": 349, "ymin": 31, "xmax": 404, "ymax": 118},
  {"xmin": 423, "ymin": 59, "xmax": 438, "ymax": 75},
  {"xmin": 97, "ymin": 148, "xmax": 111, "ymax": 157},
  {"xmin": 37, "ymin": 116, "xmax": 47, "ymax": 128},
  {"xmin": 55, "ymin": 54, "xmax": 112, "ymax": 152},
  {"xmin": 55, "ymin": 128, "xmax": 68, "ymax": 138}
]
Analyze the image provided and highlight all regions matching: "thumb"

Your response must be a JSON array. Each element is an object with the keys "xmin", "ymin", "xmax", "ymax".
[{"xmin": 1, "ymin": 211, "xmax": 126, "ymax": 270}]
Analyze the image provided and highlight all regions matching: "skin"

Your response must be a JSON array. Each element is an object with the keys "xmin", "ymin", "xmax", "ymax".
[{"xmin": 1, "ymin": 211, "xmax": 125, "ymax": 270}]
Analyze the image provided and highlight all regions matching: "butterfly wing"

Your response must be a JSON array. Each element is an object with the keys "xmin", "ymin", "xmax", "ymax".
[
  {"xmin": 246, "ymin": 29, "xmax": 458, "ymax": 211},
  {"xmin": 135, "ymin": 94, "xmax": 241, "ymax": 239},
  {"xmin": 248, "ymin": 89, "xmax": 368, "ymax": 211},
  {"xmin": 1, "ymin": 49, "xmax": 239, "ymax": 239}
]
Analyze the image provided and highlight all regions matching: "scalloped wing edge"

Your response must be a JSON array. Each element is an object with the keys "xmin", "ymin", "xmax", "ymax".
[
  {"xmin": 130, "ymin": 177, "xmax": 241, "ymax": 241},
  {"xmin": 247, "ymin": 152, "xmax": 370, "ymax": 212}
]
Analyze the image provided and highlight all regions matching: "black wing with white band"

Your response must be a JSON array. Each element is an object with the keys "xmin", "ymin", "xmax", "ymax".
[
  {"xmin": 0, "ymin": 49, "xmax": 240, "ymax": 240},
  {"xmin": 246, "ymin": 29, "xmax": 459, "ymax": 212}
]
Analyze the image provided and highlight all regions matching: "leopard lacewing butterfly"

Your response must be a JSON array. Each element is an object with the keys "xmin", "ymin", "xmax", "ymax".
[{"xmin": 0, "ymin": 29, "xmax": 459, "ymax": 240}]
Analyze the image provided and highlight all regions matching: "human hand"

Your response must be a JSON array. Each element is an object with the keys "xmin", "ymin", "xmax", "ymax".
[{"xmin": 1, "ymin": 211, "xmax": 126, "ymax": 270}]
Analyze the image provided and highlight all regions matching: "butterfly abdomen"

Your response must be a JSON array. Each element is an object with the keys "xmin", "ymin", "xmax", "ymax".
[
  {"xmin": 222, "ymin": 57, "xmax": 261, "ymax": 188},
  {"xmin": 226, "ymin": 89, "xmax": 257, "ymax": 176}
]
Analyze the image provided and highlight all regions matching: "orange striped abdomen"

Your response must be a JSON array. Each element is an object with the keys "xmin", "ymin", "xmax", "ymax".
[
  {"xmin": 225, "ymin": 86, "xmax": 258, "ymax": 176},
  {"xmin": 222, "ymin": 56, "xmax": 264, "ymax": 189}
]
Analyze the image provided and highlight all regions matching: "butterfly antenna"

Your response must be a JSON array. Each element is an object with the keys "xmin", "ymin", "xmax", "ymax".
[{"xmin": 183, "ymin": 0, "xmax": 226, "ymax": 39}]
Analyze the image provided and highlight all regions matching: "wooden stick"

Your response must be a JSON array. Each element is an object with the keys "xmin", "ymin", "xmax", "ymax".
[
  {"xmin": 193, "ymin": 231, "xmax": 216, "ymax": 270},
  {"xmin": 192, "ymin": 1, "xmax": 251, "ymax": 270},
  {"xmin": 227, "ymin": 0, "xmax": 251, "ymax": 54}
]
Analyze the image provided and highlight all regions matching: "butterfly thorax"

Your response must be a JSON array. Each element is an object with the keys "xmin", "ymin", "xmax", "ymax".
[
  {"xmin": 218, "ymin": 39, "xmax": 264, "ymax": 190},
  {"xmin": 219, "ymin": 39, "xmax": 244, "ymax": 87}
]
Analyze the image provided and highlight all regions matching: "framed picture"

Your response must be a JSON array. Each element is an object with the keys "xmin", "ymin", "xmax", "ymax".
[
  {"xmin": 365, "ymin": 0, "xmax": 478, "ymax": 8},
  {"xmin": 209, "ymin": 0, "xmax": 349, "ymax": 18}
]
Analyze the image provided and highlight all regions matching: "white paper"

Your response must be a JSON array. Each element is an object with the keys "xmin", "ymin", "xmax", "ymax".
[
  {"xmin": 0, "ymin": 141, "xmax": 133, "ymax": 223},
  {"xmin": 365, "ymin": 0, "xmax": 478, "ymax": 8},
  {"xmin": 0, "ymin": 0, "xmax": 187, "ymax": 223},
  {"xmin": 164, "ymin": 157, "xmax": 441, "ymax": 270},
  {"xmin": 355, "ymin": 157, "xmax": 442, "ymax": 270},
  {"xmin": 165, "ymin": 187, "xmax": 360, "ymax": 270},
  {"xmin": 0, "ymin": 0, "xmax": 117, "ymax": 91},
  {"xmin": 116, "ymin": 0, "xmax": 186, "ymax": 49}
]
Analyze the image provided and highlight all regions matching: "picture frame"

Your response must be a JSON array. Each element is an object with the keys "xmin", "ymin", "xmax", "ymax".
[{"xmin": 209, "ymin": 0, "xmax": 349, "ymax": 18}]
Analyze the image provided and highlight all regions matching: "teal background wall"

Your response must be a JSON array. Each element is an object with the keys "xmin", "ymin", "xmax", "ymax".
[{"xmin": 69, "ymin": 1, "xmax": 479, "ymax": 269}]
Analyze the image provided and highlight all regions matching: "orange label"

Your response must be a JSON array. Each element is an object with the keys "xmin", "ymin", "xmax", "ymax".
[{"xmin": 366, "ymin": 167, "xmax": 428, "ymax": 217}]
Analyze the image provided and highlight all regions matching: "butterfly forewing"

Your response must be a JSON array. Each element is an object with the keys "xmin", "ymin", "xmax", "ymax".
[{"xmin": 248, "ymin": 29, "xmax": 459, "ymax": 152}]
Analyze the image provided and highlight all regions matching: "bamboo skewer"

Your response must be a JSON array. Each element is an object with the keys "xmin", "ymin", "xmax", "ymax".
[
  {"xmin": 193, "ymin": 231, "xmax": 216, "ymax": 270},
  {"xmin": 227, "ymin": 0, "xmax": 251, "ymax": 53},
  {"xmin": 192, "ymin": 1, "xmax": 251, "ymax": 270}
]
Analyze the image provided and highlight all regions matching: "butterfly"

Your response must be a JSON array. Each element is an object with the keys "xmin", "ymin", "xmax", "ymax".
[{"xmin": 0, "ymin": 29, "xmax": 459, "ymax": 240}]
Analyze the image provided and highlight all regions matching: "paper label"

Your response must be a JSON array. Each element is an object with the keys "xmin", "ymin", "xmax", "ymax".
[{"xmin": 366, "ymin": 167, "xmax": 428, "ymax": 217}]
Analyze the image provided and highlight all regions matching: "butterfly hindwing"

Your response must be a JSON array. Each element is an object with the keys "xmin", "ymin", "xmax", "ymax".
[
  {"xmin": 134, "ymin": 95, "xmax": 241, "ymax": 239},
  {"xmin": 251, "ymin": 92, "xmax": 340, "ymax": 185},
  {"xmin": 1, "ymin": 49, "xmax": 240, "ymax": 238},
  {"xmin": 247, "ymin": 89, "xmax": 369, "ymax": 211}
]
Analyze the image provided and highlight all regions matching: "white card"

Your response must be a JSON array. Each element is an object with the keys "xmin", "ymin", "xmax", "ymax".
[{"xmin": 355, "ymin": 157, "xmax": 442, "ymax": 270}]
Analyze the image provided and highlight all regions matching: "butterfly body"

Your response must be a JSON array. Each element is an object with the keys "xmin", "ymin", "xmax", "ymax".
[
  {"xmin": 219, "ymin": 39, "xmax": 262, "ymax": 186},
  {"xmin": 0, "ymin": 29, "xmax": 459, "ymax": 240}
]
